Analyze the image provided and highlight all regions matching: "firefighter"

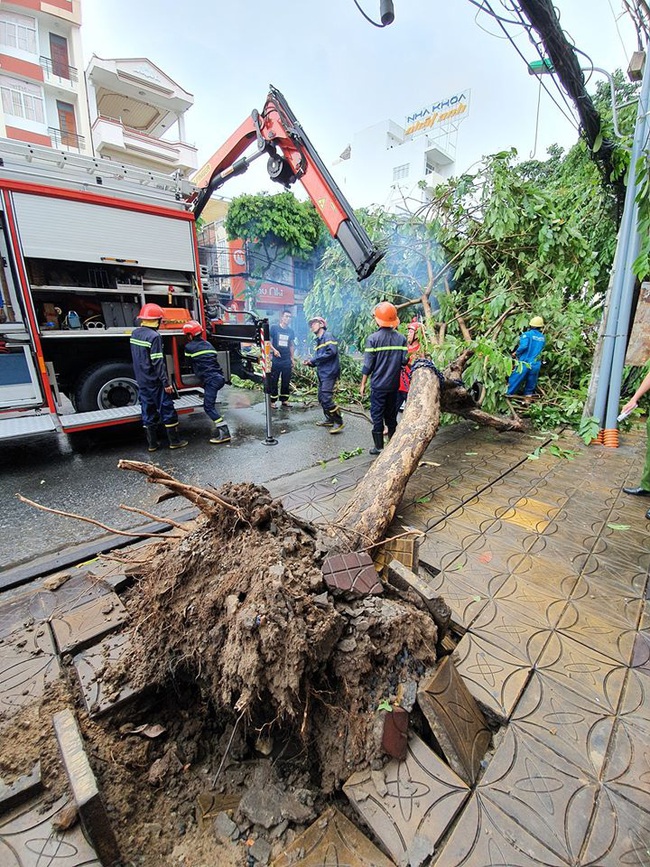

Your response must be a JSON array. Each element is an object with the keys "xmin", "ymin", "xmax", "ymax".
[
  {"xmin": 268, "ymin": 309, "xmax": 295, "ymax": 408},
  {"xmin": 130, "ymin": 303, "xmax": 188, "ymax": 451},
  {"xmin": 304, "ymin": 316, "xmax": 344, "ymax": 434},
  {"xmin": 360, "ymin": 302, "xmax": 408, "ymax": 455},
  {"xmin": 182, "ymin": 320, "xmax": 231, "ymax": 444},
  {"xmin": 506, "ymin": 316, "xmax": 546, "ymax": 400}
]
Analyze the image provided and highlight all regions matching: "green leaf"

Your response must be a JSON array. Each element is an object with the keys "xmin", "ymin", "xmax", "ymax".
[
  {"xmin": 416, "ymin": 495, "xmax": 432, "ymax": 504},
  {"xmin": 377, "ymin": 699, "xmax": 393, "ymax": 712},
  {"xmin": 607, "ymin": 523, "xmax": 631, "ymax": 531}
]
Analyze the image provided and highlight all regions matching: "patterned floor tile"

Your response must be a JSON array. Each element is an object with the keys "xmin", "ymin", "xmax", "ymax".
[
  {"xmin": 0, "ymin": 795, "xmax": 101, "ymax": 866},
  {"xmin": 477, "ymin": 725, "xmax": 598, "ymax": 864},
  {"xmin": 0, "ymin": 624, "xmax": 60, "ymax": 721},
  {"xmin": 50, "ymin": 593, "xmax": 128, "ymax": 655},
  {"xmin": 509, "ymin": 669, "xmax": 616, "ymax": 777},
  {"xmin": 601, "ymin": 714, "xmax": 650, "ymax": 815},
  {"xmin": 435, "ymin": 570, "xmax": 509, "ymax": 632},
  {"xmin": 417, "ymin": 656, "xmax": 492, "ymax": 784},
  {"xmin": 271, "ymin": 806, "xmax": 394, "ymax": 867},
  {"xmin": 453, "ymin": 632, "xmax": 532, "ymax": 723},
  {"xmin": 579, "ymin": 785, "xmax": 650, "ymax": 865},
  {"xmin": 432, "ymin": 791, "xmax": 569, "ymax": 866},
  {"xmin": 343, "ymin": 733, "xmax": 469, "ymax": 866},
  {"xmin": 73, "ymin": 632, "xmax": 142, "ymax": 718},
  {"xmin": 534, "ymin": 633, "xmax": 627, "ymax": 711},
  {"xmin": 467, "ymin": 598, "xmax": 554, "ymax": 667},
  {"xmin": 554, "ymin": 604, "xmax": 639, "ymax": 666}
]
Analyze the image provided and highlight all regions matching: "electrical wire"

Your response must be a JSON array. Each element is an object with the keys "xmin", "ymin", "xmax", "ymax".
[
  {"xmin": 350, "ymin": 0, "xmax": 385, "ymax": 28},
  {"xmin": 607, "ymin": 0, "xmax": 634, "ymax": 61}
]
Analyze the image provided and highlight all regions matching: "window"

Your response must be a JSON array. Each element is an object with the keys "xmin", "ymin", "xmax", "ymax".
[
  {"xmin": 0, "ymin": 77, "xmax": 44, "ymax": 123},
  {"xmin": 0, "ymin": 14, "xmax": 37, "ymax": 54},
  {"xmin": 393, "ymin": 163, "xmax": 410, "ymax": 181}
]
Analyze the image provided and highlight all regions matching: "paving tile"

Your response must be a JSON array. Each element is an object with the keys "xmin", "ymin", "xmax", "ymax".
[
  {"xmin": 53, "ymin": 710, "xmax": 120, "ymax": 865},
  {"xmin": 343, "ymin": 733, "xmax": 469, "ymax": 866},
  {"xmin": 476, "ymin": 725, "xmax": 598, "ymax": 864},
  {"xmin": 271, "ymin": 806, "xmax": 394, "ymax": 867},
  {"xmin": 601, "ymin": 713, "xmax": 650, "ymax": 815},
  {"xmin": 50, "ymin": 593, "xmax": 128, "ymax": 655},
  {"xmin": 432, "ymin": 791, "xmax": 569, "ymax": 867},
  {"xmin": 568, "ymin": 576, "xmax": 645, "ymax": 627},
  {"xmin": 73, "ymin": 632, "xmax": 142, "ymax": 718},
  {"xmin": 321, "ymin": 553, "xmax": 382, "ymax": 597},
  {"xmin": 452, "ymin": 632, "xmax": 532, "ymax": 723},
  {"xmin": 433, "ymin": 569, "xmax": 509, "ymax": 633},
  {"xmin": 534, "ymin": 632, "xmax": 627, "ymax": 712},
  {"xmin": 579, "ymin": 785, "xmax": 650, "ymax": 866},
  {"xmin": 0, "ymin": 624, "xmax": 61, "ymax": 721},
  {"xmin": 417, "ymin": 656, "xmax": 491, "ymax": 784},
  {"xmin": 554, "ymin": 603, "xmax": 639, "ymax": 666},
  {"xmin": 570, "ymin": 553, "xmax": 648, "ymax": 598},
  {"xmin": 509, "ymin": 669, "xmax": 616, "ymax": 777},
  {"xmin": 0, "ymin": 794, "xmax": 101, "ymax": 866},
  {"xmin": 0, "ymin": 762, "xmax": 42, "ymax": 815},
  {"xmin": 374, "ymin": 534, "xmax": 420, "ymax": 576}
]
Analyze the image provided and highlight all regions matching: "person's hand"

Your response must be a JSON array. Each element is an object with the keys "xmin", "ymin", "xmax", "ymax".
[
  {"xmin": 273, "ymin": 348, "xmax": 280, "ymax": 357},
  {"xmin": 164, "ymin": 385, "xmax": 174, "ymax": 394},
  {"xmin": 304, "ymin": 359, "xmax": 312, "ymax": 367},
  {"xmin": 359, "ymin": 384, "xmax": 365, "ymax": 398},
  {"xmin": 622, "ymin": 399, "xmax": 638, "ymax": 416}
]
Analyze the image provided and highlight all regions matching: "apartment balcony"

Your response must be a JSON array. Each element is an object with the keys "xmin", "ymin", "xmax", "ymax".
[
  {"xmin": 40, "ymin": 56, "xmax": 78, "ymax": 90},
  {"xmin": 47, "ymin": 126, "xmax": 85, "ymax": 152},
  {"xmin": 91, "ymin": 115, "xmax": 197, "ymax": 176}
]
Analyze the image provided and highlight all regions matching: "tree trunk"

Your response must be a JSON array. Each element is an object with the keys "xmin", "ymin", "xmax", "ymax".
[{"xmin": 334, "ymin": 353, "xmax": 525, "ymax": 550}]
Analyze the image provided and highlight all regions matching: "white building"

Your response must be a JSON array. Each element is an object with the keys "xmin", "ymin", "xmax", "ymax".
[
  {"xmin": 85, "ymin": 55, "xmax": 197, "ymax": 177},
  {"xmin": 333, "ymin": 92, "xmax": 469, "ymax": 213},
  {"xmin": 0, "ymin": 0, "xmax": 91, "ymax": 152}
]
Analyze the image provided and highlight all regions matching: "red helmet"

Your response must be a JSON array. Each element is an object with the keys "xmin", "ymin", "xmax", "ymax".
[
  {"xmin": 308, "ymin": 316, "xmax": 327, "ymax": 329},
  {"xmin": 374, "ymin": 301, "xmax": 399, "ymax": 328},
  {"xmin": 182, "ymin": 320, "xmax": 202, "ymax": 337},
  {"xmin": 138, "ymin": 302, "xmax": 165, "ymax": 320}
]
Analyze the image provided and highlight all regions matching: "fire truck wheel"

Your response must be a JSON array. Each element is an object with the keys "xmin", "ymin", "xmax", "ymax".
[{"xmin": 74, "ymin": 361, "xmax": 139, "ymax": 413}]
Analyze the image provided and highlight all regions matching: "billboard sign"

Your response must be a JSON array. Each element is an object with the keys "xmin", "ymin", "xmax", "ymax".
[{"xmin": 405, "ymin": 90, "xmax": 470, "ymax": 138}]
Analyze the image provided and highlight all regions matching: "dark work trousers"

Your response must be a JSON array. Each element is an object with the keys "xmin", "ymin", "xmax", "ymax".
[
  {"xmin": 139, "ymin": 383, "xmax": 178, "ymax": 428},
  {"xmin": 371, "ymin": 389, "xmax": 398, "ymax": 437},
  {"xmin": 202, "ymin": 372, "xmax": 226, "ymax": 421},
  {"xmin": 268, "ymin": 359, "xmax": 292, "ymax": 403},
  {"xmin": 318, "ymin": 375, "xmax": 338, "ymax": 416}
]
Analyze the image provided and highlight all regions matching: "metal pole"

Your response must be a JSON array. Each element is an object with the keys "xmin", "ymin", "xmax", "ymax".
[{"xmin": 604, "ymin": 53, "xmax": 650, "ymax": 431}]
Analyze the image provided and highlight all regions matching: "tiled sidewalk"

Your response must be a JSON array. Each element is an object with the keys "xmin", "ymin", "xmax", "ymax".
[{"xmin": 269, "ymin": 421, "xmax": 650, "ymax": 866}]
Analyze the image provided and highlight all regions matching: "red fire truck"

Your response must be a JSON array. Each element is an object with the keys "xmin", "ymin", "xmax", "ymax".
[{"xmin": 0, "ymin": 87, "xmax": 382, "ymax": 442}]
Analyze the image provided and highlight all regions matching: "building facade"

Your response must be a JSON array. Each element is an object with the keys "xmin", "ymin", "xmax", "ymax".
[{"xmin": 0, "ymin": 0, "xmax": 90, "ymax": 151}]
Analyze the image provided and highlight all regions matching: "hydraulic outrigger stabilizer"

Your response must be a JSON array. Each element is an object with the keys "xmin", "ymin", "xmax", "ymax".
[{"xmin": 190, "ymin": 85, "xmax": 384, "ymax": 281}]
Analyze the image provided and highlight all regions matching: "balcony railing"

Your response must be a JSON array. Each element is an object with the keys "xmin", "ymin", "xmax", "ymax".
[
  {"xmin": 40, "ymin": 56, "xmax": 78, "ymax": 83},
  {"xmin": 48, "ymin": 127, "xmax": 85, "ymax": 152}
]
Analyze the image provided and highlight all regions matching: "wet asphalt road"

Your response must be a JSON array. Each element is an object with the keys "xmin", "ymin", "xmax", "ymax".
[{"xmin": 0, "ymin": 388, "xmax": 373, "ymax": 571}]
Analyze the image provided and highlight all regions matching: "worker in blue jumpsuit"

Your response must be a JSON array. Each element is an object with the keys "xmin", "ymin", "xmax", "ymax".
[
  {"xmin": 506, "ymin": 316, "xmax": 546, "ymax": 399},
  {"xmin": 360, "ymin": 301, "xmax": 408, "ymax": 455},
  {"xmin": 130, "ymin": 302, "xmax": 188, "ymax": 451},
  {"xmin": 304, "ymin": 316, "xmax": 344, "ymax": 434},
  {"xmin": 182, "ymin": 320, "xmax": 231, "ymax": 444}
]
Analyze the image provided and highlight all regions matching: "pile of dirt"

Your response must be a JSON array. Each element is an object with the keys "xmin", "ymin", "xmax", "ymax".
[{"xmin": 114, "ymin": 482, "xmax": 439, "ymax": 792}]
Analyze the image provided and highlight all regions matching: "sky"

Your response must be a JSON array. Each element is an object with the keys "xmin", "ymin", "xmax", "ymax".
[{"xmin": 79, "ymin": 0, "xmax": 639, "ymax": 196}]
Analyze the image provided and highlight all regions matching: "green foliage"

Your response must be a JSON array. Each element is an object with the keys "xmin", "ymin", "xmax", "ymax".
[
  {"xmin": 578, "ymin": 416, "xmax": 601, "ymax": 445},
  {"xmin": 225, "ymin": 191, "xmax": 323, "ymax": 261}
]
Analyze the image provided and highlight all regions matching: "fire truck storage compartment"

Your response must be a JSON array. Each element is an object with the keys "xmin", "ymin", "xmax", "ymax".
[{"xmin": 10, "ymin": 191, "xmax": 198, "ymax": 413}]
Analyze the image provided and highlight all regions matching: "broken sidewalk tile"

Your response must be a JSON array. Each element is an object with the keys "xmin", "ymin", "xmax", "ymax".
[
  {"xmin": 0, "ymin": 624, "xmax": 61, "ymax": 721},
  {"xmin": 271, "ymin": 806, "xmax": 394, "ymax": 867},
  {"xmin": 50, "ymin": 592, "xmax": 128, "ymax": 655},
  {"xmin": 196, "ymin": 792, "xmax": 240, "ymax": 829},
  {"xmin": 372, "ymin": 533, "xmax": 420, "ymax": 577},
  {"xmin": 381, "ymin": 706, "xmax": 409, "ymax": 760},
  {"xmin": 0, "ymin": 762, "xmax": 42, "ymax": 816},
  {"xmin": 343, "ymin": 732, "xmax": 469, "ymax": 866},
  {"xmin": 73, "ymin": 632, "xmax": 143, "ymax": 718},
  {"xmin": 0, "ymin": 794, "xmax": 101, "ymax": 866},
  {"xmin": 417, "ymin": 656, "xmax": 491, "ymax": 785},
  {"xmin": 452, "ymin": 631, "xmax": 531, "ymax": 725},
  {"xmin": 386, "ymin": 559, "xmax": 451, "ymax": 637},
  {"xmin": 52, "ymin": 709, "xmax": 121, "ymax": 866},
  {"xmin": 321, "ymin": 553, "xmax": 383, "ymax": 597}
]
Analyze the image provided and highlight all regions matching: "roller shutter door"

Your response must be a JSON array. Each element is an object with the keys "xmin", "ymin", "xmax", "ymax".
[{"xmin": 11, "ymin": 192, "xmax": 195, "ymax": 271}]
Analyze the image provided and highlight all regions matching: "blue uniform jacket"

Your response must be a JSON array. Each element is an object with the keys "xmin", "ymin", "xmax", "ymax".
[
  {"xmin": 130, "ymin": 326, "xmax": 168, "ymax": 389},
  {"xmin": 309, "ymin": 329, "xmax": 340, "ymax": 380},
  {"xmin": 184, "ymin": 336, "xmax": 224, "ymax": 382},
  {"xmin": 362, "ymin": 327, "xmax": 408, "ymax": 391},
  {"xmin": 514, "ymin": 328, "xmax": 545, "ymax": 366}
]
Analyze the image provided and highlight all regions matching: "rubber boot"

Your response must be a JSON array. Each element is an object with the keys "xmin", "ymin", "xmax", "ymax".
[
  {"xmin": 328, "ymin": 407, "xmax": 345, "ymax": 435},
  {"xmin": 369, "ymin": 431, "xmax": 384, "ymax": 455},
  {"xmin": 209, "ymin": 421, "xmax": 231, "ymax": 444},
  {"xmin": 166, "ymin": 424, "xmax": 188, "ymax": 449},
  {"xmin": 144, "ymin": 425, "xmax": 159, "ymax": 452},
  {"xmin": 316, "ymin": 417, "xmax": 334, "ymax": 427}
]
